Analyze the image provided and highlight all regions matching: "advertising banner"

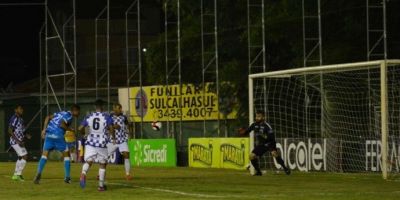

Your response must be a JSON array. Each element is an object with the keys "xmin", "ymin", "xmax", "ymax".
[
  {"xmin": 188, "ymin": 138, "xmax": 250, "ymax": 170},
  {"xmin": 365, "ymin": 139, "xmax": 400, "ymax": 172},
  {"xmin": 274, "ymin": 138, "xmax": 327, "ymax": 172},
  {"xmin": 118, "ymin": 83, "xmax": 237, "ymax": 122},
  {"xmin": 128, "ymin": 139, "xmax": 177, "ymax": 167}
]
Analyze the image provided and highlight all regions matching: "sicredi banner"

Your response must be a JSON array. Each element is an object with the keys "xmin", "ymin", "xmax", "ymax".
[
  {"xmin": 118, "ymin": 83, "xmax": 237, "ymax": 122},
  {"xmin": 188, "ymin": 138, "xmax": 250, "ymax": 170},
  {"xmin": 128, "ymin": 139, "xmax": 176, "ymax": 167}
]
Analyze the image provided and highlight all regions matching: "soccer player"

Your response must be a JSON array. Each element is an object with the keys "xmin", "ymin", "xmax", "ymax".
[
  {"xmin": 9, "ymin": 105, "xmax": 31, "ymax": 181},
  {"xmin": 239, "ymin": 111, "xmax": 291, "ymax": 176},
  {"xmin": 79, "ymin": 99, "xmax": 115, "ymax": 191},
  {"xmin": 33, "ymin": 104, "xmax": 81, "ymax": 184},
  {"xmin": 107, "ymin": 103, "xmax": 132, "ymax": 180}
]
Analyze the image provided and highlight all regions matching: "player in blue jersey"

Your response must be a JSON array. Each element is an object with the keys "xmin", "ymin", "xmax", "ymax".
[
  {"xmin": 79, "ymin": 99, "xmax": 115, "ymax": 191},
  {"xmin": 107, "ymin": 103, "xmax": 132, "ymax": 180},
  {"xmin": 9, "ymin": 105, "xmax": 31, "ymax": 181},
  {"xmin": 33, "ymin": 104, "xmax": 81, "ymax": 184}
]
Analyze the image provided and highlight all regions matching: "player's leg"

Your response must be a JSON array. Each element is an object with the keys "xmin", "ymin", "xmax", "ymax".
[
  {"xmin": 119, "ymin": 142, "xmax": 132, "ymax": 180},
  {"xmin": 12, "ymin": 157, "xmax": 21, "ymax": 180},
  {"xmin": 80, "ymin": 145, "xmax": 95, "ymax": 188},
  {"xmin": 69, "ymin": 143, "xmax": 77, "ymax": 163},
  {"xmin": 34, "ymin": 150, "xmax": 49, "ymax": 184},
  {"xmin": 249, "ymin": 145, "xmax": 268, "ymax": 176},
  {"xmin": 34, "ymin": 138, "xmax": 54, "ymax": 184},
  {"xmin": 270, "ymin": 150, "xmax": 291, "ymax": 175},
  {"xmin": 62, "ymin": 150, "xmax": 71, "ymax": 183},
  {"xmin": 34, "ymin": 149, "xmax": 49, "ymax": 184},
  {"xmin": 18, "ymin": 154, "xmax": 28, "ymax": 179},
  {"xmin": 98, "ymin": 162, "xmax": 107, "ymax": 191},
  {"xmin": 249, "ymin": 153, "xmax": 262, "ymax": 176},
  {"xmin": 107, "ymin": 142, "xmax": 118, "ymax": 157},
  {"xmin": 98, "ymin": 147, "xmax": 109, "ymax": 191},
  {"xmin": 97, "ymin": 143, "xmax": 117, "ymax": 181},
  {"xmin": 11, "ymin": 144, "xmax": 28, "ymax": 181},
  {"xmin": 54, "ymin": 139, "xmax": 72, "ymax": 183}
]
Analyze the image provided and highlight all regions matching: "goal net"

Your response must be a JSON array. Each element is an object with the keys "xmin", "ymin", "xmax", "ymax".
[{"xmin": 248, "ymin": 60, "xmax": 400, "ymax": 179}]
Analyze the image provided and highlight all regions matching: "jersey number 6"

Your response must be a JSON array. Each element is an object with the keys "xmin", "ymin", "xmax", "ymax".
[{"xmin": 93, "ymin": 118, "xmax": 100, "ymax": 130}]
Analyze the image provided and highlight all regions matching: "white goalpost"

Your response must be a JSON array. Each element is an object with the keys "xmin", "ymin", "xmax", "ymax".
[{"xmin": 248, "ymin": 60, "xmax": 400, "ymax": 179}]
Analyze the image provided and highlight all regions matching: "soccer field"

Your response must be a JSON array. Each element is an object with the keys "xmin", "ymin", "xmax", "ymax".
[{"xmin": 0, "ymin": 162, "xmax": 399, "ymax": 200}]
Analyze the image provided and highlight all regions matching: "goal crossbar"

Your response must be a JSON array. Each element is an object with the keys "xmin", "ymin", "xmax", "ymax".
[{"xmin": 249, "ymin": 60, "xmax": 400, "ymax": 78}]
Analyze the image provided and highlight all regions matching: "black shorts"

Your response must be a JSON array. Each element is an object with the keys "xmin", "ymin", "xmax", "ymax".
[{"xmin": 252, "ymin": 142, "xmax": 277, "ymax": 157}]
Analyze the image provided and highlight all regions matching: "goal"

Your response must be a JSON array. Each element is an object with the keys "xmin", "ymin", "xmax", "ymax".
[{"xmin": 248, "ymin": 60, "xmax": 400, "ymax": 179}]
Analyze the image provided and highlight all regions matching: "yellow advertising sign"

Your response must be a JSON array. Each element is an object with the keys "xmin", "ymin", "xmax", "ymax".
[
  {"xmin": 188, "ymin": 138, "xmax": 250, "ymax": 170},
  {"xmin": 125, "ymin": 83, "xmax": 237, "ymax": 122},
  {"xmin": 188, "ymin": 138, "xmax": 219, "ymax": 168}
]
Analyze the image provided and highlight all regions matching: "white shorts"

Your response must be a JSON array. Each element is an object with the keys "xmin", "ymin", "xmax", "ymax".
[
  {"xmin": 84, "ymin": 145, "xmax": 108, "ymax": 164},
  {"xmin": 107, "ymin": 142, "xmax": 129, "ymax": 156},
  {"xmin": 12, "ymin": 144, "xmax": 28, "ymax": 157}
]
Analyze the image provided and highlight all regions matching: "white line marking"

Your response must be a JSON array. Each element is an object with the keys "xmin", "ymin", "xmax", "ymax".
[
  {"xmin": 1, "ymin": 176, "xmax": 229, "ymax": 199},
  {"xmin": 108, "ymin": 182, "xmax": 228, "ymax": 199}
]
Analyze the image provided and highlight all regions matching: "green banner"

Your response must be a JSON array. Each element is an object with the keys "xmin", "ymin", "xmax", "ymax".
[{"xmin": 128, "ymin": 139, "xmax": 177, "ymax": 167}]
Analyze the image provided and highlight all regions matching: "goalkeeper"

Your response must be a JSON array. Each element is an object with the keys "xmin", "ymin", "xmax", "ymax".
[{"xmin": 239, "ymin": 111, "xmax": 290, "ymax": 176}]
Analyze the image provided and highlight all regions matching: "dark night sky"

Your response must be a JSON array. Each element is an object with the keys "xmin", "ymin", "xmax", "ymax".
[
  {"xmin": 0, "ymin": 0, "xmax": 155, "ymax": 88},
  {"xmin": 0, "ymin": 1, "xmax": 44, "ymax": 88},
  {"xmin": 0, "ymin": 0, "xmax": 398, "ymax": 89}
]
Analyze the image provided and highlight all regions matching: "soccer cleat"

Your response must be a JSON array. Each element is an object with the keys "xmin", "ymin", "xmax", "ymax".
[
  {"xmin": 64, "ymin": 177, "xmax": 72, "ymax": 184},
  {"xmin": 11, "ymin": 175, "xmax": 18, "ymax": 181},
  {"xmin": 33, "ymin": 173, "xmax": 41, "ymax": 184},
  {"xmin": 12, "ymin": 175, "xmax": 24, "ymax": 181},
  {"xmin": 253, "ymin": 171, "xmax": 263, "ymax": 176},
  {"xmin": 284, "ymin": 168, "xmax": 291, "ymax": 175},
  {"xmin": 98, "ymin": 185, "xmax": 107, "ymax": 192},
  {"xmin": 79, "ymin": 173, "xmax": 86, "ymax": 188},
  {"xmin": 126, "ymin": 174, "xmax": 132, "ymax": 181}
]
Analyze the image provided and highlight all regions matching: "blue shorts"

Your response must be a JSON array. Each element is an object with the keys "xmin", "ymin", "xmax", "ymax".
[
  {"xmin": 66, "ymin": 142, "xmax": 76, "ymax": 150},
  {"xmin": 43, "ymin": 137, "xmax": 67, "ymax": 152}
]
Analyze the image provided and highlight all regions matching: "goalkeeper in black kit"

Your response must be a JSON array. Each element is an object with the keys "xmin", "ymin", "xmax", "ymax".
[{"xmin": 239, "ymin": 111, "xmax": 290, "ymax": 176}]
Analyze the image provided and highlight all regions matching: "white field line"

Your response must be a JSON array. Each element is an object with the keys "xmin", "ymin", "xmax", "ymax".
[
  {"xmin": 108, "ymin": 182, "xmax": 229, "ymax": 199},
  {"xmin": 4, "ymin": 175, "xmax": 400, "ymax": 198},
  {"xmin": 1, "ymin": 175, "xmax": 232, "ymax": 199}
]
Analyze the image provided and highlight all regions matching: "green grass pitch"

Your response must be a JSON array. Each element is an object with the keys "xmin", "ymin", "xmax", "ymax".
[{"xmin": 0, "ymin": 162, "xmax": 399, "ymax": 200}]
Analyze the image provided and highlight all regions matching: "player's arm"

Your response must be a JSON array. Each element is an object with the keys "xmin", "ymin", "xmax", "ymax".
[
  {"xmin": 78, "ymin": 117, "xmax": 89, "ymax": 136},
  {"xmin": 60, "ymin": 121, "xmax": 73, "ymax": 132},
  {"xmin": 265, "ymin": 127, "xmax": 276, "ymax": 146},
  {"xmin": 108, "ymin": 125, "xmax": 116, "ymax": 144},
  {"xmin": 24, "ymin": 131, "xmax": 32, "ymax": 140},
  {"xmin": 238, "ymin": 123, "xmax": 255, "ymax": 136},
  {"xmin": 41, "ymin": 114, "xmax": 54, "ymax": 138},
  {"xmin": 113, "ymin": 124, "xmax": 121, "ymax": 130},
  {"xmin": 77, "ymin": 125, "xmax": 85, "ymax": 136},
  {"xmin": 107, "ymin": 116, "xmax": 116, "ymax": 144},
  {"xmin": 124, "ymin": 116, "xmax": 133, "ymax": 139}
]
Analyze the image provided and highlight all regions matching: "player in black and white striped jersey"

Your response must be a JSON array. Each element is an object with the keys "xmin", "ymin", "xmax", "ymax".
[
  {"xmin": 107, "ymin": 103, "xmax": 132, "ymax": 180},
  {"xmin": 78, "ymin": 99, "xmax": 115, "ymax": 191}
]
